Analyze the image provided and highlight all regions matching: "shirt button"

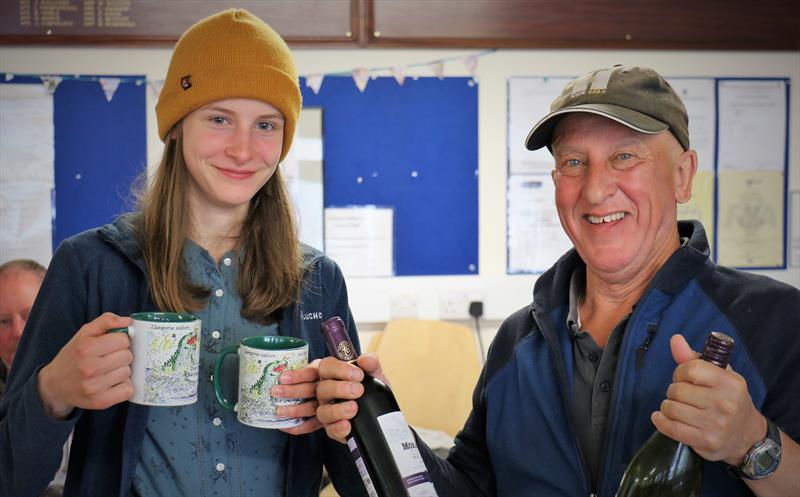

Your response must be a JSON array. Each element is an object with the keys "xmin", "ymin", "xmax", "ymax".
[
  {"xmin": 212, "ymin": 417, "xmax": 222, "ymax": 426},
  {"xmin": 215, "ymin": 288, "xmax": 224, "ymax": 297},
  {"xmin": 223, "ymin": 257, "xmax": 232, "ymax": 266},
  {"xmin": 216, "ymin": 462, "xmax": 225, "ymax": 472},
  {"xmin": 588, "ymin": 352, "xmax": 600, "ymax": 362},
  {"xmin": 600, "ymin": 381, "xmax": 612, "ymax": 392},
  {"xmin": 212, "ymin": 330, "xmax": 221, "ymax": 340}
]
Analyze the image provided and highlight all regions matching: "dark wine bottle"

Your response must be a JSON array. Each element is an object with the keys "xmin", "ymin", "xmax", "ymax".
[
  {"xmin": 615, "ymin": 331, "xmax": 735, "ymax": 497},
  {"xmin": 321, "ymin": 316, "xmax": 439, "ymax": 497}
]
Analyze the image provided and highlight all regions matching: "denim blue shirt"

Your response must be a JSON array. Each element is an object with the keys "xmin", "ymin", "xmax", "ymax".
[{"xmin": 132, "ymin": 240, "xmax": 287, "ymax": 497}]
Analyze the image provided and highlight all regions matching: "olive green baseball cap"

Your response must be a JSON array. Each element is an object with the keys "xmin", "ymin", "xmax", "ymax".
[{"xmin": 525, "ymin": 65, "xmax": 689, "ymax": 151}]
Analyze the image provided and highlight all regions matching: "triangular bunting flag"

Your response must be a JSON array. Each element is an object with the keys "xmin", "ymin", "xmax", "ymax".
[
  {"xmin": 391, "ymin": 66, "xmax": 406, "ymax": 86},
  {"xmin": 430, "ymin": 61, "xmax": 445, "ymax": 79},
  {"xmin": 98, "ymin": 77, "xmax": 122, "ymax": 102},
  {"xmin": 352, "ymin": 68, "xmax": 369, "ymax": 92},
  {"xmin": 40, "ymin": 75, "xmax": 63, "ymax": 94},
  {"xmin": 463, "ymin": 55, "xmax": 478, "ymax": 77},
  {"xmin": 148, "ymin": 79, "xmax": 165, "ymax": 100},
  {"xmin": 305, "ymin": 74, "xmax": 324, "ymax": 95}
]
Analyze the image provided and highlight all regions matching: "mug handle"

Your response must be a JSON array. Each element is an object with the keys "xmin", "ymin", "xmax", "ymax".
[
  {"xmin": 108, "ymin": 326, "xmax": 134, "ymax": 337},
  {"xmin": 213, "ymin": 345, "xmax": 239, "ymax": 411}
]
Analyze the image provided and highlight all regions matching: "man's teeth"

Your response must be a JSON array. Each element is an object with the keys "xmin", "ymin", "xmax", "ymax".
[{"xmin": 587, "ymin": 212, "xmax": 625, "ymax": 224}]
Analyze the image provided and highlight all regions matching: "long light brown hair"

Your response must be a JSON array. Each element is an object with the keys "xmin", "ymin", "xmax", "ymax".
[{"xmin": 132, "ymin": 126, "xmax": 303, "ymax": 324}]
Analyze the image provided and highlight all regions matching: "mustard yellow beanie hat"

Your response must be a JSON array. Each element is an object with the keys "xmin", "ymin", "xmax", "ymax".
[{"xmin": 156, "ymin": 9, "xmax": 301, "ymax": 163}]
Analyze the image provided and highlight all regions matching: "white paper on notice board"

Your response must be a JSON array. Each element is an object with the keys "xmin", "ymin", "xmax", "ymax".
[
  {"xmin": 508, "ymin": 77, "xmax": 573, "ymax": 174},
  {"xmin": 668, "ymin": 78, "xmax": 716, "ymax": 172},
  {"xmin": 0, "ymin": 83, "xmax": 55, "ymax": 265},
  {"xmin": 324, "ymin": 206, "xmax": 394, "ymax": 277},
  {"xmin": 507, "ymin": 173, "xmax": 573, "ymax": 273},
  {"xmin": 718, "ymin": 80, "xmax": 787, "ymax": 172}
]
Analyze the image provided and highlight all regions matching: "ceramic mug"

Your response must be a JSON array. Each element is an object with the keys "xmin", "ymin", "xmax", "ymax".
[
  {"xmin": 213, "ymin": 335, "xmax": 308, "ymax": 429},
  {"xmin": 110, "ymin": 312, "xmax": 201, "ymax": 406}
]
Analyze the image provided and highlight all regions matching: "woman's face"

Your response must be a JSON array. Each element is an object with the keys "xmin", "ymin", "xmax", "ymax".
[{"xmin": 180, "ymin": 98, "xmax": 284, "ymax": 220}]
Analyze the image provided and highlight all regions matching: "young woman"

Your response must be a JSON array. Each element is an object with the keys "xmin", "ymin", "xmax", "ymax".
[{"xmin": 0, "ymin": 9, "xmax": 366, "ymax": 497}]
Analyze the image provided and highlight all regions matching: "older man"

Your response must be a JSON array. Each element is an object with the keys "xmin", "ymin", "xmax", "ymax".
[
  {"xmin": 316, "ymin": 65, "xmax": 800, "ymax": 497},
  {"xmin": 0, "ymin": 259, "xmax": 46, "ymax": 397},
  {"xmin": 0, "ymin": 259, "xmax": 67, "ymax": 496}
]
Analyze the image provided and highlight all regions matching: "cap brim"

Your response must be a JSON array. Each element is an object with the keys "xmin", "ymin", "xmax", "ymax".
[{"xmin": 524, "ymin": 103, "xmax": 670, "ymax": 151}]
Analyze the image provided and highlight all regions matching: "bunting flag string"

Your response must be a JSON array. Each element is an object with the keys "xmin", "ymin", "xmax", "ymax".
[{"xmin": 1, "ymin": 48, "xmax": 496, "ymax": 100}]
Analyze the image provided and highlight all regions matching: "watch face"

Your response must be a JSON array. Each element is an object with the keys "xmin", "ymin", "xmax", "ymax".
[
  {"xmin": 753, "ymin": 451, "xmax": 774, "ymax": 474},
  {"xmin": 749, "ymin": 439, "xmax": 781, "ymax": 477}
]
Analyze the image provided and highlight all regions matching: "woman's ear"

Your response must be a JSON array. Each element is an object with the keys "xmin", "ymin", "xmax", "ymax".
[
  {"xmin": 169, "ymin": 121, "xmax": 182, "ymax": 141},
  {"xmin": 674, "ymin": 148, "xmax": 698, "ymax": 204}
]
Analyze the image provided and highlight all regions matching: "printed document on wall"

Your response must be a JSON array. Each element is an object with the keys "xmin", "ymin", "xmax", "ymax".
[
  {"xmin": 716, "ymin": 79, "xmax": 787, "ymax": 268},
  {"xmin": 283, "ymin": 108, "xmax": 324, "ymax": 250},
  {"xmin": 718, "ymin": 80, "xmax": 787, "ymax": 172},
  {"xmin": 717, "ymin": 171, "xmax": 784, "ymax": 268},
  {"xmin": 508, "ymin": 77, "xmax": 572, "ymax": 174},
  {"xmin": 507, "ymin": 174, "xmax": 573, "ymax": 273},
  {"xmin": 0, "ymin": 83, "xmax": 54, "ymax": 265},
  {"xmin": 324, "ymin": 206, "xmax": 394, "ymax": 277}
]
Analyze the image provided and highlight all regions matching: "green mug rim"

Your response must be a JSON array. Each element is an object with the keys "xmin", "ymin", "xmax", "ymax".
[
  {"xmin": 241, "ymin": 335, "xmax": 307, "ymax": 351},
  {"xmin": 130, "ymin": 311, "xmax": 198, "ymax": 323}
]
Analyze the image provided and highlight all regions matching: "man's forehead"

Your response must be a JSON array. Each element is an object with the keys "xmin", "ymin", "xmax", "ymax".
[{"xmin": 552, "ymin": 114, "xmax": 649, "ymax": 144}]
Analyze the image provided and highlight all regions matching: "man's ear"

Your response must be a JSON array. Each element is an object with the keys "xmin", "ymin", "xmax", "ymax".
[{"xmin": 674, "ymin": 149, "xmax": 697, "ymax": 204}]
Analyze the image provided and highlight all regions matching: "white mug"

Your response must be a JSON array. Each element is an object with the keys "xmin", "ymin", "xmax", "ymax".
[
  {"xmin": 111, "ymin": 312, "xmax": 201, "ymax": 406},
  {"xmin": 213, "ymin": 335, "xmax": 308, "ymax": 429}
]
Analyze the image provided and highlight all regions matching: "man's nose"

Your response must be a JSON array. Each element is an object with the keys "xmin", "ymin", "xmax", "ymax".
[
  {"xmin": 11, "ymin": 316, "xmax": 25, "ymax": 339},
  {"xmin": 583, "ymin": 162, "xmax": 618, "ymax": 204}
]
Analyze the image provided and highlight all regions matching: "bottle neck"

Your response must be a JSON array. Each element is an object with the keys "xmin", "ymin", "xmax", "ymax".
[{"xmin": 699, "ymin": 331, "xmax": 735, "ymax": 369}]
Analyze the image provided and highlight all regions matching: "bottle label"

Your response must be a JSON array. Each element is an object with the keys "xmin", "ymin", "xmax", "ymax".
[
  {"xmin": 347, "ymin": 437, "xmax": 379, "ymax": 497},
  {"xmin": 376, "ymin": 411, "xmax": 439, "ymax": 496}
]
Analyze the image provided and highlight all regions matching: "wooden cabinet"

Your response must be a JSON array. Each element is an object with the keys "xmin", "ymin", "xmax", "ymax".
[
  {"xmin": 0, "ymin": 0, "xmax": 359, "ymax": 46},
  {"xmin": 368, "ymin": 0, "xmax": 800, "ymax": 50},
  {"xmin": 1, "ymin": 0, "xmax": 797, "ymax": 50}
]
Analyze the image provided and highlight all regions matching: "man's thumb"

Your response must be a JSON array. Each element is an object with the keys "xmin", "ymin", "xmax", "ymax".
[{"xmin": 670, "ymin": 333, "xmax": 699, "ymax": 365}]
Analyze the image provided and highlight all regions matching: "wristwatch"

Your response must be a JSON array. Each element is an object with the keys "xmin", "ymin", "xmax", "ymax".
[{"xmin": 729, "ymin": 417, "xmax": 782, "ymax": 480}]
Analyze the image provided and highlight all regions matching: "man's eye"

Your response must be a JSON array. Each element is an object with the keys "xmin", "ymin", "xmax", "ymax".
[
  {"xmin": 0, "ymin": 319, "xmax": 10, "ymax": 328},
  {"xmin": 617, "ymin": 152, "xmax": 633, "ymax": 160},
  {"xmin": 209, "ymin": 116, "xmax": 228, "ymax": 125}
]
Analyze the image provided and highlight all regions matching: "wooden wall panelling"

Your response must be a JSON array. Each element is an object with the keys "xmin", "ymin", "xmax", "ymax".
[
  {"xmin": 368, "ymin": 0, "xmax": 800, "ymax": 50},
  {"xmin": 0, "ymin": 0, "xmax": 360, "ymax": 46}
]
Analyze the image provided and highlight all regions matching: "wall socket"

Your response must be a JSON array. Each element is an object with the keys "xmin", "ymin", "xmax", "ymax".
[
  {"xmin": 390, "ymin": 293, "xmax": 419, "ymax": 319},
  {"xmin": 438, "ymin": 291, "xmax": 473, "ymax": 320}
]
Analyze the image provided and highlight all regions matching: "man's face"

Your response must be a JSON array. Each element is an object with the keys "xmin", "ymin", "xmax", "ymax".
[
  {"xmin": 0, "ymin": 268, "xmax": 43, "ymax": 368},
  {"xmin": 550, "ymin": 114, "xmax": 696, "ymax": 283}
]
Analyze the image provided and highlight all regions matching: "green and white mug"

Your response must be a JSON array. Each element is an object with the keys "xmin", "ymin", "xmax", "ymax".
[
  {"xmin": 110, "ymin": 312, "xmax": 201, "ymax": 406},
  {"xmin": 213, "ymin": 336, "xmax": 308, "ymax": 429}
]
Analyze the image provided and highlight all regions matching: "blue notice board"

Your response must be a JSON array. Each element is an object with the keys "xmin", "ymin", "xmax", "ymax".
[
  {"xmin": 1, "ymin": 75, "xmax": 147, "ymax": 250},
  {"xmin": 301, "ymin": 76, "xmax": 479, "ymax": 276}
]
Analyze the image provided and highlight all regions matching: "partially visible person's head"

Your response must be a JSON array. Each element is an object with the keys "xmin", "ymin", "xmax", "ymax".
[
  {"xmin": 525, "ymin": 65, "xmax": 697, "ymax": 282},
  {"xmin": 0, "ymin": 259, "xmax": 46, "ymax": 368},
  {"xmin": 136, "ymin": 9, "xmax": 303, "ymax": 324}
]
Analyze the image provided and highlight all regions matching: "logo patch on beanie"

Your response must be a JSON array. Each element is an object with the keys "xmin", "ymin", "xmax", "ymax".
[{"xmin": 180, "ymin": 75, "xmax": 192, "ymax": 90}]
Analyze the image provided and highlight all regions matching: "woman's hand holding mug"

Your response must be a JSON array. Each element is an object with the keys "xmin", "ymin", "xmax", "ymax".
[{"xmin": 37, "ymin": 312, "xmax": 134, "ymax": 420}]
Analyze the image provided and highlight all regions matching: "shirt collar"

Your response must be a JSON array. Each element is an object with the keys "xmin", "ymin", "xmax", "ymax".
[{"xmin": 566, "ymin": 264, "xmax": 586, "ymax": 335}]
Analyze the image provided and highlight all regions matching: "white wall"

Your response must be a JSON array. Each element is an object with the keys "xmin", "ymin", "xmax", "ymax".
[{"xmin": 2, "ymin": 46, "xmax": 798, "ymax": 346}]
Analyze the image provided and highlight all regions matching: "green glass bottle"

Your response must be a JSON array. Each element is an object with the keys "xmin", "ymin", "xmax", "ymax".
[{"xmin": 615, "ymin": 331, "xmax": 735, "ymax": 497}]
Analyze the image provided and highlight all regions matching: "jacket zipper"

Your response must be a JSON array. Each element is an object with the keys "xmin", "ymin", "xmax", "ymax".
[
  {"xmin": 594, "ymin": 298, "xmax": 658, "ymax": 496},
  {"xmin": 532, "ymin": 306, "xmax": 595, "ymax": 496},
  {"xmin": 635, "ymin": 324, "xmax": 658, "ymax": 370}
]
